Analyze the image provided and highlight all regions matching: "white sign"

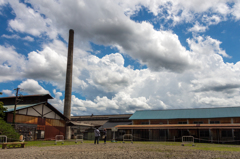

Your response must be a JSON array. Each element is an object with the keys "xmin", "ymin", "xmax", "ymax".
[{"xmin": 111, "ymin": 127, "xmax": 118, "ymax": 131}]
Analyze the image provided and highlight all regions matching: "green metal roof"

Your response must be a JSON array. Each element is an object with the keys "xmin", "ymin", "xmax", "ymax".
[
  {"xmin": 4, "ymin": 102, "xmax": 45, "ymax": 112},
  {"xmin": 129, "ymin": 106, "xmax": 240, "ymax": 120}
]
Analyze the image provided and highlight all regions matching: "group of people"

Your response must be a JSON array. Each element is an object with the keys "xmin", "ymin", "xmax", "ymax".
[{"xmin": 94, "ymin": 128, "xmax": 107, "ymax": 144}]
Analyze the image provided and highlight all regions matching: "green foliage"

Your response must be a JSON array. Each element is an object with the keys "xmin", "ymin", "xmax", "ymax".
[
  {"xmin": 0, "ymin": 101, "xmax": 7, "ymax": 118},
  {"xmin": 0, "ymin": 117, "xmax": 20, "ymax": 141}
]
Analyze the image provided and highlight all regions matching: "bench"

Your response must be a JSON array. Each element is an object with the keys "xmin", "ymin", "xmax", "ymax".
[{"xmin": 2, "ymin": 142, "xmax": 27, "ymax": 149}]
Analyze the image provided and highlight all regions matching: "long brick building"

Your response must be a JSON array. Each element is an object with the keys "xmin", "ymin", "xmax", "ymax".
[{"xmin": 115, "ymin": 107, "xmax": 240, "ymax": 143}]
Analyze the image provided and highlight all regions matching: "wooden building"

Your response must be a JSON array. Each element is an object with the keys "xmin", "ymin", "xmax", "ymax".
[
  {"xmin": 1, "ymin": 94, "xmax": 68, "ymax": 141},
  {"xmin": 115, "ymin": 107, "xmax": 240, "ymax": 144},
  {"xmin": 70, "ymin": 114, "xmax": 132, "ymax": 140}
]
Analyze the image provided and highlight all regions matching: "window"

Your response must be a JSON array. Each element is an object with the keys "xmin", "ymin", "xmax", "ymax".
[
  {"xmin": 200, "ymin": 130, "xmax": 209, "ymax": 137},
  {"xmin": 159, "ymin": 130, "xmax": 167, "ymax": 136},
  {"xmin": 141, "ymin": 122, "xmax": 149, "ymax": 125},
  {"xmin": 193, "ymin": 121, "xmax": 203, "ymax": 124},
  {"xmin": 210, "ymin": 121, "xmax": 220, "ymax": 124},
  {"xmin": 178, "ymin": 121, "xmax": 187, "ymax": 124},
  {"xmin": 179, "ymin": 130, "xmax": 189, "ymax": 136},
  {"xmin": 222, "ymin": 130, "xmax": 232, "ymax": 137},
  {"xmin": 37, "ymin": 130, "xmax": 45, "ymax": 139},
  {"xmin": 119, "ymin": 130, "xmax": 126, "ymax": 136}
]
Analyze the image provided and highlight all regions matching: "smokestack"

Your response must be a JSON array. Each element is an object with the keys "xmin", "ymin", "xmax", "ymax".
[{"xmin": 64, "ymin": 29, "xmax": 74, "ymax": 139}]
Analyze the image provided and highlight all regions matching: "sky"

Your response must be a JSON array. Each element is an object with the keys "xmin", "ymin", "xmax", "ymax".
[{"xmin": 1, "ymin": 0, "xmax": 240, "ymax": 116}]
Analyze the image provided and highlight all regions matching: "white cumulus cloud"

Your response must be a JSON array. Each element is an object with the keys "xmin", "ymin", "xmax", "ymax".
[{"xmin": 18, "ymin": 79, "xmax": 50, "ymax": 95}]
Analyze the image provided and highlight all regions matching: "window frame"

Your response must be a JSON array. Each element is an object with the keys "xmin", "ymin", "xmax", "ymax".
[
  {"xmin": 193, "ymin": 121, "xmax": 203, "ymax": 124},
  {"xmin": 221, "ymin": 130, "xmax": 232, "ymax": 138},
  {"xmin": 210, "ymin": 121, "xmax": 220, "ymax": 124},
  {"xmin": 178, "ymin": 121, "xmax": 187, "ymax": 124}
]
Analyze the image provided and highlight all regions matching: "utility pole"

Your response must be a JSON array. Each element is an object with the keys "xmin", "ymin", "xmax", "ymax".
[{"xmin": 13, "ymin": 88, "xmax": 20, "ymax": 126}]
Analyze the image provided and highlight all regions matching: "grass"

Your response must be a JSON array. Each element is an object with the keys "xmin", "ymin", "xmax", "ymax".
[
  {"xmin": 0, "ymin": 140, "xmax": 94, "ymax": 148},
  {"xmin": 189, "ymin": 143, "xmax": 240, "ymax": 152},
  {"xmin": 1, "ymin": 140, "xmax": 240, "ymax": 152},
  {"xmin": 115, "ymin": 141, "xmax": 240, "ymax": 152},
  {"xmin": 120, "ymin": 141, "xmax": 180, "ymax": 146}
]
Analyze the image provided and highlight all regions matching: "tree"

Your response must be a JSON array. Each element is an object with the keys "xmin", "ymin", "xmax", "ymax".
[
  {"xmin": 0, "ymin": 92, "xmax": 4, "ymax": 118},
  {"xmin": 0, "ymin": 101, "xmax": 7, "ymax": 119},
  {"xmin": 0, "ymin": 117, "xmax": 20, "ymax": 140},
  {"xmin": 0, "ymin": 101, "xmax": 20, "ymax": 140}
]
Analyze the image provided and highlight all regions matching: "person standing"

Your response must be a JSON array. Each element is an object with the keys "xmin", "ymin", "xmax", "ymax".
[
  {"xmin": 94, "ymin": 127, "xmax": 100, "ymax": 144},
  {"xmin": 103, "ymin": 128, "xmax": 107, "ymax": 144}
]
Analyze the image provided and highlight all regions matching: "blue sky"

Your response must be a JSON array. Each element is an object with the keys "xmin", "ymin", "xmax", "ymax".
[{"xmin": 1, "ymin": 0, "xmax": 240, "ymax": 116}]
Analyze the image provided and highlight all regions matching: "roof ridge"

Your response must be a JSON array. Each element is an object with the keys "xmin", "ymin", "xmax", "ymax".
[
  {"xmin": 0, "ymin": 94, "xmax": 53, "ymax": 99},
  {"xmin": 136, "ymin": 106, "xmax": 240, "ymax": 112},
  {"xmin": 71, "ymin": 114, "xmax": 132, "ymax": 117}
]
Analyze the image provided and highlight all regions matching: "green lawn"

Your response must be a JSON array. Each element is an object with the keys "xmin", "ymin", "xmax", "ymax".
[
  {"xmin": 0, "ymin": 140, "xmax": 93, "ymax": 148},
  {"xmin": 25, "ymin": 140, "xmax": 80, "ymax": 147},
  {"xmin": 114, "ymin": 141, "xmax": 240, "ymax": 152},
  {"xmin": 1, "ymin": 140, "xmax": 240, "ymax": 152},
  {"xmin": 189, "ymin": 143, "xmax": 240, "ymax": 152}
]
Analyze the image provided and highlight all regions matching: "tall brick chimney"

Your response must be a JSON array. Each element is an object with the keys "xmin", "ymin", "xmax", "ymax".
[{"xmin": 64, "ymin": 29, "xmax": 74, "ymax": 139}]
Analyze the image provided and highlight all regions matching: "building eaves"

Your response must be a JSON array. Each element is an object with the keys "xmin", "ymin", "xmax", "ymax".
[
  {"xmin": 115, "ymin": 124, "xmax": 240, "ymax": 129},
  {"xmin": 4, "ymin": 102, "xmax": 46, "ymax": 112},
  {"xmin": 0, "ymin": 94, "xmax": 53, "ymax": 100},
  {"xmin": 129, "ymin": 106, "xmax": 240, "ymax": 120}
]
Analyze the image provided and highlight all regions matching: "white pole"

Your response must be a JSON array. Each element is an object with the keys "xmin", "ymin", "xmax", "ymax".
[{"xmin": 113, "ymin": 131, "xmax": 115, "ymax": 141}]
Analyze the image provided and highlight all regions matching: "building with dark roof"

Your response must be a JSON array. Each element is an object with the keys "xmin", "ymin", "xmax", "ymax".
[
  {"xmin": 0, "ymin": 94, "xmax": 53, "ymax": 105},
  {"xmin": 1, "ymin": 94, "xmax": 68, "ymax": 141},
  {"xmin": 70, "ymin": 114, "xmax": 132, "ymax": 140}
]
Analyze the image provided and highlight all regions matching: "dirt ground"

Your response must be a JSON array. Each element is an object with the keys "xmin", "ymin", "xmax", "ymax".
[{"xmin": 1, "ymin": 142, "xmax": 240, "ymax": 159}]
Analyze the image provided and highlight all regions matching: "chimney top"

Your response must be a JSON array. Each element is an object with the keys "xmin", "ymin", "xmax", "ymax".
[{"xmin": 69, "ymin": 29, "xmax": 74, "ymax": 33}]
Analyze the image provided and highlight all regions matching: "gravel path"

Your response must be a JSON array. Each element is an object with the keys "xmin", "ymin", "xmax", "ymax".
[{"xmin": 1, "ymin": 143, "xmax": 240, "ymax": 159}]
